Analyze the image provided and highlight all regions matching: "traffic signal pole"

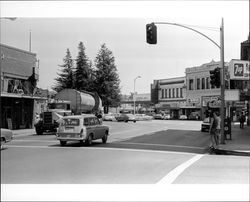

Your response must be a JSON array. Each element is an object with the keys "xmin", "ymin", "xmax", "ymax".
[{"xmin": 149, "ymin": 18, "xmax": 226, "ymax": 144}]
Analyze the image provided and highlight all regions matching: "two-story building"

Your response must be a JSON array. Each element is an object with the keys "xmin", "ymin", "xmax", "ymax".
[
  {"xmin": 0, "ymin": 43, "xmax": 42, "ymax": 129},
  {"xmin": 151, "ymin": 77, "xmax": 186, "ymax": 119},
  {"xmin": 185, "ymin": 60, "xmax": 230, "ymax": 119}
]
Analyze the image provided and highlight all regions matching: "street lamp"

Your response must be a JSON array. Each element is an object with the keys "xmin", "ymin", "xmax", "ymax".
[{"xmin": 134, "ymin": 76, "xmax": 141, "ymax": 115}]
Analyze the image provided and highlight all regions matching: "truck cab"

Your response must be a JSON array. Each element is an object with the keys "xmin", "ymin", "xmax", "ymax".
[{"xmin": 34, "ymin": 100, "xmax": 72, "ymax": 135}]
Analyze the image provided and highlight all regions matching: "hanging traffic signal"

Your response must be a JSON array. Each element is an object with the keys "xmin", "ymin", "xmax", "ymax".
[
  {"xmin": 146, "ymin": 23, "xmax": 157, "ymax": 44},
  {"xmin": 210, "ymin": 69, "xmax": 216, "ymax": 88},
  {"xmin": 210, "ymin": 67, "xmax": 221, "ymax": 88},
  {"xmin": 214, "ymin": 67, "xmax": 221, "ymax": 88}
]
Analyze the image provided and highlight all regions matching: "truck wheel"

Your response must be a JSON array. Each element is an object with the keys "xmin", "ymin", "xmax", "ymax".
[
  {"xmin": 35, "ymin": 127, "xmax": 43, "ymax": 135},
  {"xmin": 1, "ymin": 137, "xmax": 5, "ymax": 150},
  {"xmin": 60, "ymin": 141, "xmax": 67, "ymax": 146},
  {"xmin": 85, "ymin": 135, "xmax": 93, "ymax": 146},
  {"xmin": 102, "ymin": 132, "xmax": 108, "ymax": 144}
]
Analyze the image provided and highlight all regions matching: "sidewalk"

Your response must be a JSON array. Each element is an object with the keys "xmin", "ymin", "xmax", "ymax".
[
  {"xmin": 12, "ymin": 128, "xmax": 35, "ymax": 137},
  {"xmin": 215, "ymin": 123, "xmax": 250, "ymax": 156}
]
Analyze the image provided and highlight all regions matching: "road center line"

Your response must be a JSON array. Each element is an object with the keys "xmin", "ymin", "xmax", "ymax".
[{"xmin": 158, "ymin": 154, "xmax": 203, "ymax": 184}]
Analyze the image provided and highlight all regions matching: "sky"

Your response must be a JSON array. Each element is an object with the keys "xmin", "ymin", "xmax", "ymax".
[{"xmin": 1, "ymin": 1, "xmax": 249, "ymax": 95}]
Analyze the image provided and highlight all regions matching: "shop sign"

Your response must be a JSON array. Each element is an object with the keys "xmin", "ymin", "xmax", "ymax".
[
  {"xmin": 235, "ymin": 101, "xmax": 245, "ymax": 108},
  {"xmin": 229, "ymin": 60, "xmax": 250, "ymax": 80},
  {"xmin": 187, "ymin": 98, "xmax": 200, "ymax": 104},
  {"xmin": 202, "ymin": 96, "xmax": 221, "ymax": 107}
]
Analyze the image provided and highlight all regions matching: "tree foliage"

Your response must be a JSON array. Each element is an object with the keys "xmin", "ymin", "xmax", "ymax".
[
  {"xmin": 94, "ymin": 44, "xmax": 121, "ymax": 111},
  {"xmin": 53, "ymin": 43, "xmax": 121, "ymax": 112},
  {"xmin": 53, "ymin": 48, "xmax": 74, "ymax": 92},
  {"xmin": 74, "ymin": 42, "xmax": 93, "ymax": 91}
]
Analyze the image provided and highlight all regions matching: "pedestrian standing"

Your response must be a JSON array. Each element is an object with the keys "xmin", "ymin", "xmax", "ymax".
[{"xmin": 209, "ymin": 111, "xmax": 220, "ymax": 149}]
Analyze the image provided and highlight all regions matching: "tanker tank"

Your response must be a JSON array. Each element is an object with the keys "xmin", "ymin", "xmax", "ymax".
[{"xmin": 55, "ymin": 89, "xmax": 102, "ymax": 115}]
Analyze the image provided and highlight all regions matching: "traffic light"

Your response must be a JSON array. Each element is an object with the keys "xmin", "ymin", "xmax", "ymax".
[
  {"xmin": 146, "ymin": 23, "xmax": 157, "ymax": 44},
  {"xmin": 210, "ymin": 67, "xmax": 221, "ymax": 88}
]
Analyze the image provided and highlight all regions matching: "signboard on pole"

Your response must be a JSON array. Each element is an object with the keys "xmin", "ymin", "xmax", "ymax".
[{"xmin": 229, "ymin": 59, "xmax": 250, "ymax": 80}]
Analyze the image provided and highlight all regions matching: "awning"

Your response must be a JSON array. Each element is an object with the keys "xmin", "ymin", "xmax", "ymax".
[{"xmin": 1, "ymin": 92, "xmax": 47, "ymax": 100}]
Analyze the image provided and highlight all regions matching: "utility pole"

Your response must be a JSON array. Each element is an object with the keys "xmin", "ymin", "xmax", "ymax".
[
  {"xmin": 29, "ymin": 29, "xmax": 32, "ymax": 52},
  {"xmin": 220, "ymin": 18, "xmax": 225, "ymax": 144}
]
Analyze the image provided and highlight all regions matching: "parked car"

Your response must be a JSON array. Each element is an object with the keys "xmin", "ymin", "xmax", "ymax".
[
  {"xmin": 188, "ymin": 112, "xmax": 200, "ymax": 120},
  {"xmin": 56, "ymin": 114, "xmax": 109, "ymax": 146},
  {"xmin": 115, "ymin": 113, "xmax": 129, "ymax": 122},
  {"xmin": 163, "ymin": 114, "xmax": 171, "ymax": 120},
  {"xmin": 153, "ymin": 114, "xmax": 164, "ymax": 120},
  {"xmin": 1, "ymin": 128, "xmax": 14, "ymax": 149},
  {"xmin": 179, "ymin": 115, "xmax": 188, "ymax": 120},
  {"xmin": 201, "ymin": 117, "xmax": 210, "ymax": 132},
  {"xmin": 125, "ymin": 114, "xmax": 137, "ymax": 123},
  {"xmin": 103, "ymin": 113, "xmax": 116, "ymax": 121}
]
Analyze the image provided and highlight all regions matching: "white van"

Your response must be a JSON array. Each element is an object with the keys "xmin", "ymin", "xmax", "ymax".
[{"xmin": 56, "ymin": 114, "xmax": 109, "ymax": 146}]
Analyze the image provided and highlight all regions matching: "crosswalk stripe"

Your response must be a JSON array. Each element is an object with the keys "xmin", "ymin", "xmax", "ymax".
[{"xmin": 158, "ymin": 154, "xmax": 204, "ymax": 184}]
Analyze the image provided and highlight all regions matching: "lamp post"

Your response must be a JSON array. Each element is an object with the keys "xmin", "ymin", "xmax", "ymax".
[{"xmin": 133, "ymin": 76, "xmax": 141, "ymax": 115}]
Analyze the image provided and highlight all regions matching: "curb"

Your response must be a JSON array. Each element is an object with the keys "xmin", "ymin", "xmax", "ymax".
[{"xmin": 213, "ymin": 148, "xmax": 250, "ymax": 156}]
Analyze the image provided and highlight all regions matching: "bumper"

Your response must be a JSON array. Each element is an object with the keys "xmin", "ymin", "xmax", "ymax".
[{"xmin": 56, "ymin": 133, "xmax": 86, "ymax": 141}]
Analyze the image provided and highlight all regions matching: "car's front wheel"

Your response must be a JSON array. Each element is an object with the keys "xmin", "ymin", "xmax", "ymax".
[{"xmin": 102, "ymin": 132, "xmax": 108, "ymax": 143}]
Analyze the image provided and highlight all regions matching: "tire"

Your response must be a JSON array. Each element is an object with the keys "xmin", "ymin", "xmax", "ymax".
[
  {"xmin": 35, "ymin": 127, "xmax": 43, "ymax": 135},
  {"xmin": 1, "ymin": 137, "xmax": 5, "ymax": 150},
  {"xmin": 85, "ymin": 135, "xmax": 93, "ymax": 146},
  {"xmin": 60, "ymin": 140, "xmax": 67, "ymax": 146},
  {"xmin": 102, "ymin": 132, "xmax": 108, "ymax": 144}
]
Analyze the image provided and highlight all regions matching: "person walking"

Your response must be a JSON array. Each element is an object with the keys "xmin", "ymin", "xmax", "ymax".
[
  {"xmin": 209, "ymin": 111, "xmax": 220, "ymax": 149},
  {"xmin": 239, "ymin": 113, "xmax": 246, "ymax": 129}
]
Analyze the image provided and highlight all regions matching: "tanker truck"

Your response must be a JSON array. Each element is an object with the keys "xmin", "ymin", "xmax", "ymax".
[
  {"xmin": 34, "ymin": 89, "xmax": 102, "ymax": 135},
  {"xmin": 54, "ymin": 89, "xmax": 102, "ymax": 115}
]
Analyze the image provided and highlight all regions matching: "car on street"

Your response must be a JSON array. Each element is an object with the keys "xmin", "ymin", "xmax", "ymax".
[
  {"xmin": 1, "ymin": 128, "xmax": 14, "ymax": 149},
  {"xmin": 163, "ymin": 114, "xmax": 171, "ymax": 120},
  {"xmin": 125, "ymin": 113, "xmax": 137, "ymax": 123},
  {"xmin": 115, "ymin": 113, "xmax": 129, "ymax": 122},
  {"xmin": 201, "ymin": 117, "xmax": 210, "ymax": 132},
  {"xmin": 56, "ymin": 114, "xmax": 109, "ymax": 146},
  {"xmin": 103, "ymin": 113, "xmax": 116, "ymax": 121},
  {"xmin": 179, "ymin": 115, "xmax": 188, "ymax": 120},
  {"xmin": 153, "ymin": 114, "xmax": 164, "ymax": 120}
]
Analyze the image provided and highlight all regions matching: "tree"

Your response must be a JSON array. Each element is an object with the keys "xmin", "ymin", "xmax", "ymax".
[
  {"xmin": 74, "ymin": 42, "xmax": 93, "ymax": 91},
  {"xmin": 94, "ymin": 43, "xmax": 121, "ymax": 113},
  {"xmin": 53, "ymin": 48, "xmax": 74, "ymax": 92}
]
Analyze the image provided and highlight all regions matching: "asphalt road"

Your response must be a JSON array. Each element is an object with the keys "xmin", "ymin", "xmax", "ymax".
[{"xmin": 1, "ymin": 120, "xmax": 250, "ymax": 201}]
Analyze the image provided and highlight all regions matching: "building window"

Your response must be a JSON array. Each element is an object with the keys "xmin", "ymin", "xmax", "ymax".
[
  {"xmin": 202, "ymin": 78, "xmax": 205, "ymax": 89},
  {"xmin": 176, "ymin": 88, "xmax": 179, "ymax": 98},
  {"xmin": 206, "ymin": 77, "xmax": 210, "ymax": 89},
  {"xmin": 161, "ymin": 89, "xmax": 164, "ymax": 98},
  {"xmin": 165, "ymin": 89, "xmax": 168, "ymax": 98},
  {"xmin": 169, "ymin": 89, "xmax": 171, "ymax": 98},
  {"xmin": 197, "ymin": 78, "xmax": 200, "ymax": 90},
  {"xmin": 173, "ymin": 88, "xmax": 175, "ymax": 98},
  {"xmin": 180, "ymin": 88, "xmax": 183, "ymax": 98},
  {"xmin": 189, "ymin": 79, "xmax": 194, "ymax": 90}
]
